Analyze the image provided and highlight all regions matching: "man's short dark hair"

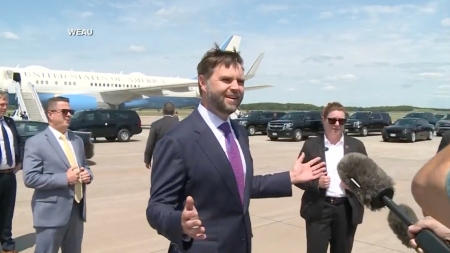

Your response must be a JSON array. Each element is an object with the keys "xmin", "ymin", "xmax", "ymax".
[
  {"xmin": 163, "ymin": 102, "xmax": 175, "ymax": 115},
  {"xmin": 196, "ymin": 44, "xmax": 244, "ymax": 95},
  {"xmin": 46, "ymin": 96, "xmax": 69, "ymax": 111}
]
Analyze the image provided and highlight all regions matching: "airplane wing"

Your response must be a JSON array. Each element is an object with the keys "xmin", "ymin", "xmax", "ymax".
[{"xmin": 245, "ymin": 84, "xmax": 273, "ymax": 91}]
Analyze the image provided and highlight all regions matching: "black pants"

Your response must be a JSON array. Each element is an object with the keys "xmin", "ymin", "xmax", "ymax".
[
  {"xmin": 305, "ymin": 198, "xmax": 357, "ymax": 253},
  {"xmin": 0, "ymin": 172, "xmax": 17, "ymax": 251}
]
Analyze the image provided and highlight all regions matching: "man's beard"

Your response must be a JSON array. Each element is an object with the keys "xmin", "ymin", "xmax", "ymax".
[{"xmin": 206, "ymin": 85, "xmax": 243, "ymax": 116}]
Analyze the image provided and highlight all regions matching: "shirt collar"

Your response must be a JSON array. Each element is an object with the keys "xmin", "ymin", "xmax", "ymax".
[
  {"xmin": 48, "ymin": 126, "xmax": 68, "ymax": 139},
  {"xmin": 324, "ymin": 134, "xmax": 344, "ymax": 146},
  {"xmin": 197, "ymin": 103, "xmax": 230, "ymax": 129}
]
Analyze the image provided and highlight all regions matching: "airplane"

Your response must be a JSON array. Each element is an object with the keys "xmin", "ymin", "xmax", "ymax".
[{"xmin": 0, "ymin": 35, "xmax": 272, "ymax": 111}]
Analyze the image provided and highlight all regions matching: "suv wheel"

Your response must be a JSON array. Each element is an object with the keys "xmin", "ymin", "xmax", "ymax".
[
  {"xmin": 410, "ymin": 132, "xmax": 416, "ymax": 143},
  {"xmin": 427, "ymin": 130, "xmax": 433, "ymax": 140},
  {"xmin": 247, "ymin": 126, "xmax": 256, "ymax": 136},
  {"xmin": 269, "ymin": 137, "xmax": 278, "ymax": 141},
  {"xmin": 293, "ymin": 129, "xmax": 303, "ymax": 141},
  {"xmin": 117, "ymin": 129, "xmax": 131, "ymax": 142},
  {"xmin": 360, "ymin": 126, "xmax": 368, "ymax": 136}
]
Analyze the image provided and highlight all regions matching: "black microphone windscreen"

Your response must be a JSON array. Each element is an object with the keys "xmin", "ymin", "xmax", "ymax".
[
  {"xmin": 387, "ymin": 204, "xmax": 419, "ymax": 248},
  {"xmin": 337, "ymin": 152, "xmax": 395, "ymax": 211}
]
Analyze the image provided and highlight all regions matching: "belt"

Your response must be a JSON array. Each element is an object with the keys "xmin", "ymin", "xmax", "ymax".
[
  {"xmin": 0, "ymin": 168, "xmax": 14, "ymax": 174},
  {"xmin": 324, "ymin": 196, "xmax": 347, "ymax": 205}
]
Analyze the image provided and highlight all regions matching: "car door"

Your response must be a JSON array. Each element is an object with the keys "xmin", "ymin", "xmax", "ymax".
[
  {"xmin": 368, "ymin": 113, "xmax": 383, "ymax": 131},
  {"xmin": 78, "ymin": 111, "xmax": 102, "ymax": 137},
  {"xmin": 98, "ymin": 111, "xmax": 117, "ymax": 137}
]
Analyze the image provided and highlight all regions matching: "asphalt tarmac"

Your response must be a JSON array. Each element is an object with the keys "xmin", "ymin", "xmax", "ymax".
[{"xmin": 12, "ymin": 116, "xmax": 437, "ymax": 252}]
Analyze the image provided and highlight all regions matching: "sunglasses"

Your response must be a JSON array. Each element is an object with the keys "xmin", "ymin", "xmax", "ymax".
[
  {"xmin": 327, "ymin": 118, "xmax": 347, "ymax": 125},
  {"xmin": 51, "ymin": 109, "xmax": 75, "ymax": 115}
]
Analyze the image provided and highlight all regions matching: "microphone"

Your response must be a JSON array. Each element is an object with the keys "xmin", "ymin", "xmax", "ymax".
[
  {"xmin": 387, "ymin": 204, "xmax": 419, "ymax": 248},
  {"xmin": 337, "ymin": 152, "xmax": 450, "ymax": 253},
  {"xmin": 323, "ymin": 147, "xmax": 329, "ymax": 152}
]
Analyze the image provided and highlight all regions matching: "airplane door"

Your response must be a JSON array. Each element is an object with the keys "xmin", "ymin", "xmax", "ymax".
[{"xmin": 13, "ymin": 72, "xmax": 21, "ymax": 84}]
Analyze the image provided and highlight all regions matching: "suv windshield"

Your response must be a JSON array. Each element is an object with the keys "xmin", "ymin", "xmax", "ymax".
[
  {"xmin": 349, "ymin": 112, "xmax": 369, "ymax": 120},
  {"xmin": 280, "ymin": 112, "xmax": 304, "ymax": 120},
  {"xmin": 71, "ymin": 111, "xmax": 82, "ymax": 120},
  {"xmin": 240, "ymin": 112, "xmax": 258, "ymax": 119},
  {"xmin": 441, "ymin": 114, "xmax": 450, "ymax": 120},
  {"xmin": 404, "ymin": 113, "xmax": 424, "ymax": 118},
  {"xmin": 393, "ymin": 118, "xmax": 417, "ymax": 127}
]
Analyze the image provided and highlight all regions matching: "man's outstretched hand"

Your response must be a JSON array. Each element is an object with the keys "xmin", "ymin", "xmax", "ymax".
[
  {"xmin": 181, "ymin": 196, "xmax": 206, "ymax": 240},
  {"xmin": 290, "ymin": 152, "xmax": 326, "ymax": 184}
]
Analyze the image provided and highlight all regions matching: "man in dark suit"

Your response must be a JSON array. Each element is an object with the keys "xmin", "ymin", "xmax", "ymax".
[
  {"xmin": 146, "ymin": 46, "xmax": 327, "ymax": 253},
  {"xmin": 144, "ymin": 102, "xmax": 179, "ymax": 169},
  {"xmin": 296, "ymin": 102, "xmax": 368, "ymax": 253},
  {"xmin": 437, "ymin": 131, "xmax": 450, "ymax": 153},
  {"xmin": 0, "ymin": 91, "xmax": 24, "ymax": 253}
]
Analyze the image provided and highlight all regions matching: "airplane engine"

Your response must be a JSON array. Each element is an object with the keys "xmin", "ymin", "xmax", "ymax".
[{"xmin": 38, "ymin": 94, "xmax": 100, "ymax": 112}]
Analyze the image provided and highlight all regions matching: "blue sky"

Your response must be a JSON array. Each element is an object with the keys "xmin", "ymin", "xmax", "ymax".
[{"xmin": 1, "ymin": 0, "xmax": 450, "ymax": 108}]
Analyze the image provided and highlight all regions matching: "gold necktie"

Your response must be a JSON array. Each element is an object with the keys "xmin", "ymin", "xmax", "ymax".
[{"xmin": 60, "ymin": 134, "xmax": 83, "ymax": 203}]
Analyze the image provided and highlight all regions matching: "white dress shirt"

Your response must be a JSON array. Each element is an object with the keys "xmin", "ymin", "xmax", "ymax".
[
  {"xmin": 324, "ymin": 135, "xmax": 346, "ymax": 197},
  {"xmin": 48, "ymin": 126, "xmax": 79, "ymax": 168},
  {"xmin": 0, "ymin": 119, "xmax": 16, "ymax": 170},
  {"xmin": 197, "ymin": 104, "xmax": 247, "ymax": 176}
]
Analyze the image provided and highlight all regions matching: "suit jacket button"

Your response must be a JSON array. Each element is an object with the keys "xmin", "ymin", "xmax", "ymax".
[{"xmin": 241, "ymin": 239, "xmax": 246, "ymax": 244}]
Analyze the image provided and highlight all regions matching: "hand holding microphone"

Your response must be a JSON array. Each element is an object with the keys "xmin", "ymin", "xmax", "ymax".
[
  {"xmin": 337, "ymin": 153, "xmax": 450, "ymax": 253},
  {"xmin": 408, "ymin": 216, "xmax": 450, "ymax": 253}
]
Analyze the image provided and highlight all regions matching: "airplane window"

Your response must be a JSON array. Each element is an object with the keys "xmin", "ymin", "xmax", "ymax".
[
  {"xmin": 55, "ymin": 81, "xmax": 58, "ymax": 85},
  {"xmin": 64, "ymin": 82, "xmax": 67, "ymax": 85},
  {"xmin": 103, "ymin": 83, "xmax": 105, "ymax": 86},
  {"xmin": 40, "ymin": 81, "xmax": 43, "ymax": 84},
  {"xmin": 69, "ymin": 82, "xmax": 71, "ymax": 85},
  {"xmin": 115, "ymin": 84, "xmax": 117, "ymax": 87},
  {"xmin": 74, "ymin": 82, "xmax": 76, "ymax": 85},
  {"xmin": 90, "ymin": 83, "xmax": 93, "ymax": 86},
  {"xmin": 35, "ymin": 81, "xmax": 38, "ymax": 84},
  {"xmin": 95, "ymin": 83, "xmax": 97, "ymax": 86},
  {"xmin": 45, "ymin": 81, "xmax": 48, "ymax": 84},
  {"xmin": 107, "ymin": 84, "xmax": 110, "ymax": 87}
]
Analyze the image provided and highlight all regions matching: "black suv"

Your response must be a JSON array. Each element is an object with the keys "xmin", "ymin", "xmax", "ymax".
[
  {"xmin": 403, "ymin": 112, "xmax": 438, "ymax": 131},
  {"xmin": 267, "ymin": 110, "xmax": 323, "ymax": 141},
  {"xmin": 345, "ymin": 111, "xmax": 392, "ymax": 136},
  {"xmin": 232, "ymin": 110, "xmax": 285, "ymax": 136},
  {"xmin": 69, "ymin": 109, "xmax": 142, "ymax": 142}
]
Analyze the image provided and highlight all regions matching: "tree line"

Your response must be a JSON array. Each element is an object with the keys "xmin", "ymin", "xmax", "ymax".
[{"xmin": 239, "ymin": 103, "xmax": 450, "ymax": 112}]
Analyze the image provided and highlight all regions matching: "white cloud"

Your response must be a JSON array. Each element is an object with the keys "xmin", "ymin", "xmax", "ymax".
[
  {"xmin": 322, "ymin": 85, "xmax": 337, "ymax": 90},
  {"xmin": 441, "ymin": 18, "xmax": 450, "ymax": 27},
  {"xmin": 256, "ymin": 4, "xmax": 288, "ymax": 13},
  {"xmin": 417, "ymin": 72, "xmax": 445, "ymax": 78},
  {"xmin": 79, "ymin": 11, "xmax": 93, "ymax": 18},
  {"xmin": 2, "ymin": 32, "xmax": 19, "ymax": 40},
  {"xmin": 319, "ymin": 11, "xmax": 333, "ymax": 19},
  {"xmin": 128, "ymin": 45, "xmax": 146, "ymax": 52}
]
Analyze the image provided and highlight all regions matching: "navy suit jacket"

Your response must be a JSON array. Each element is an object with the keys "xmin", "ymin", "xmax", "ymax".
[{"xmin": 146, "ymin": 109, "xmax": 292, "ymax": 253}]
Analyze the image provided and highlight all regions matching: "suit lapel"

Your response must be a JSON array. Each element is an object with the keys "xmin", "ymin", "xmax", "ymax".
[
  {"xmin": 192, "ymin": 110, "xmax": 242, "ymax": 207},
  {"xmin": 45, "ymin": 128, "xmax": 70, "ymax": 168},
  {"xmin": 68, "ymin": 131, "xmax": 83, "ymax": 167},
  {"xmin": 315, "ymin": 135, "xmax": 326, "ymax": 163},
  {"xmin": 231, "ymin": 121, "xmax": 252, "ymax": 212},
  {"xmin": 343, "ymin": 135, "xmax": 352, "ymax": 154}
]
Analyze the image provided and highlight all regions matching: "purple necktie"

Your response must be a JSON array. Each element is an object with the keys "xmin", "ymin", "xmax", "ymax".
[{"xmin": 218, "ymin": 122, "xmax": 245, "ymax": 204}]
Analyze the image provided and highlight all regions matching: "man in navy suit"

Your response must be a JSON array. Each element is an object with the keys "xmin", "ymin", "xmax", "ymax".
[{"xmin": 146, "ymin": 46, "xmax": 327, "ymax": 253}]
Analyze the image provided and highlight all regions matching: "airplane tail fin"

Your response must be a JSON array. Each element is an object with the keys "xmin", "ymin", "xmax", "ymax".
[
  {"xmin": 191, "ymin": 35, "xmax": 242, "ymax": 79},
  {"xmin": 245, "ymin": 52, "xmax": 264, "ymax": 80}
]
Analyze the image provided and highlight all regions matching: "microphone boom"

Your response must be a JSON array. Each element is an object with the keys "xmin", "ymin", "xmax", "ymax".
[{"xmin": 337, "ymin": 153, "xmax": 450, "ymax": 253}]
